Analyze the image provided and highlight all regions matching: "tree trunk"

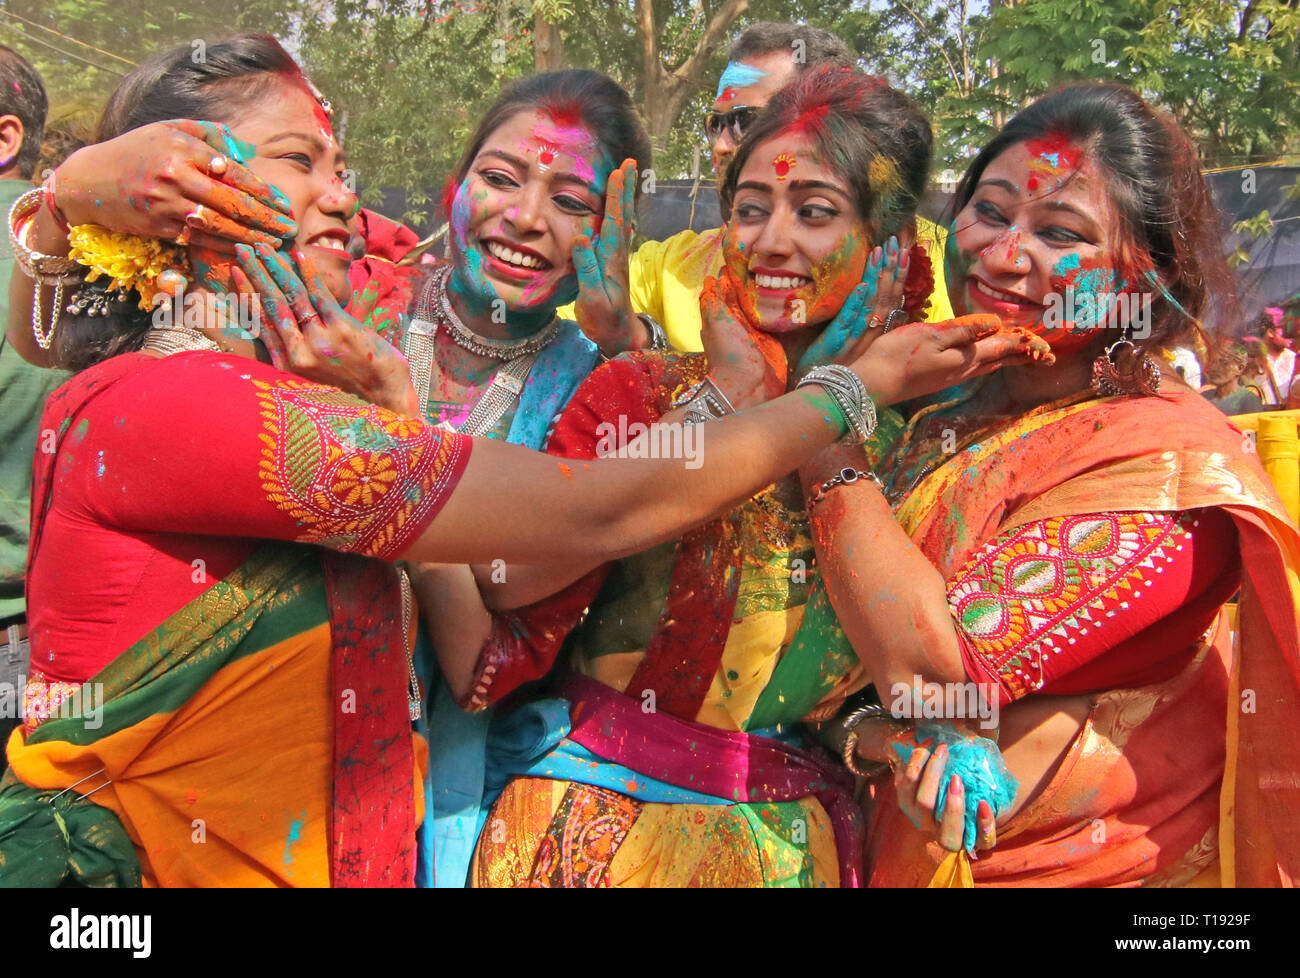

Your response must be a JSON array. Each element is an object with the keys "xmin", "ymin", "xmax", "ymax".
[
  {"xmin": 534, "ymin": 10, "xmax": 565, "ymax": 71},
  {"xmin": 632, "ymin": 0, "xmax": 749, "ymax": 158}
]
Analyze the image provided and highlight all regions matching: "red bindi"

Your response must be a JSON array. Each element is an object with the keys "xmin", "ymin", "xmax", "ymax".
[{"xmin": 773, "ymin": 154, "xmax": 796, "ymax": 180}]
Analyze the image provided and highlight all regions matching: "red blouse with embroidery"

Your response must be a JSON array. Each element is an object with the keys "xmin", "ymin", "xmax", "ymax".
[
  {"xmin": 28, "ymin": 350, "xmax": 470, "ymax": 688},
  {"xmin": 948, "ymin": 509, "xmax": 1239, "ymax": 705}
]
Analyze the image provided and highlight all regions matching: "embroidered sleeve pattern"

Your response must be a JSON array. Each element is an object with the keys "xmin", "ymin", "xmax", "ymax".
[
  {"xmin": 948, "ymin": 511, "xmax": 1206, "ymax": 704},
  {"xmin": 252, "ymin": 376, "xmax": 468, "ymax": 559}
]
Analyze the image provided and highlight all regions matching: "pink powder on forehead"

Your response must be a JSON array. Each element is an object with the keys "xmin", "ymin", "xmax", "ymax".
[
  {"xmin": 571, "ymin": 154, "xmax": 597, "ymax": 184},
  {"xmin": 531, "ymin": 123, "xmax": 594, "ymax": 151}
]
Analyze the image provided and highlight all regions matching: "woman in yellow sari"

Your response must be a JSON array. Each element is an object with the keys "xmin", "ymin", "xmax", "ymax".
[
  {"xmin": 423, "ymin": 68, "xmax": 1052, "ymax": 887},
  {"xmin": 807, "ymin": 82, "xmax": 1300, "ymax": 887}
]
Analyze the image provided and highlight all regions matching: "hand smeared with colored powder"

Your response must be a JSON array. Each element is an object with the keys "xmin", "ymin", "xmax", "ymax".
[
  {"xmin": 704, "ymin": 265, "xmax": 790, "ymax": 388},
  {"xmin": 889, "ymin": 720, "xmax": 1019, "ymax": 853}
]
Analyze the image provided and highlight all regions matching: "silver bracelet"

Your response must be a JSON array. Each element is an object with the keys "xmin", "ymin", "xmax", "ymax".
[
  {"xmin": 842, "ymin": 703, "xmax": 899, "ymax": 778},
  {"xmin": 796, "ymin": 364, "xmax": 878, "ymax": 442},
  {"xmin": 9, "ymin": 188, "xmax": 81, "ymax": 351},
  {"xmin": 678, "ymin": 375, "xmax": 735, "ymax": 425},
  {"xmin": 637, "ymin": 312, "xmax": 669, "ymax": 351},
  {"xmin": 807, "ymin": 466, "xmax": 884, "ymax": 510}
]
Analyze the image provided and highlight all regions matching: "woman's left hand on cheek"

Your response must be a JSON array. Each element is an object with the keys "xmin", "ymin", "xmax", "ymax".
[
  {"xmin": 572, "ymin": 159, "xmax": 641, "ymax": 357},
  {"xmin": 796, "ymin": 236, "xmax": 906, "ymax": 375},
  {"xmin": 234, "ymin": 243, "xmax": 419, "ymax": 417}
]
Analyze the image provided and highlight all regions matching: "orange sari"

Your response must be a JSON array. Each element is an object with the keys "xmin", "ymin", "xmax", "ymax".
[{"xmin": 867, "ymin": 386, "xmax": 1300, "ymax": 887}]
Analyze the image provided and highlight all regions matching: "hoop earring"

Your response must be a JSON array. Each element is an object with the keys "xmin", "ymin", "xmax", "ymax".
[{"xmin": 1092, "ymin": 335, "xmax": 1161, "ymax": 397}]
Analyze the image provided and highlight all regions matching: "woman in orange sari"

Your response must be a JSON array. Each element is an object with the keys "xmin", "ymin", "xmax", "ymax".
[{"xmin": 807, "ymin": 82, "xmax": 1300, "ymax": 887}]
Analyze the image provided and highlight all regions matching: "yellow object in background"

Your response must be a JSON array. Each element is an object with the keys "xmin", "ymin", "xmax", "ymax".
[{"xmin": 1232, "ymin": 411, "xmax": 1300, "ymax": 525}]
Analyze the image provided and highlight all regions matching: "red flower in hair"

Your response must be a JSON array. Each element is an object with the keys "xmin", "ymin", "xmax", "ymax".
[{"xmin": 902, "ymin": 243, "xmax": 935, "ymax": 318}]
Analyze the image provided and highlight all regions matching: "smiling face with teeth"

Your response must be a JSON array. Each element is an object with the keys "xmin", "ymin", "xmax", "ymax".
[
  {"xmin": 186, "ymin": 77, "xmax": 358, "ymax": 300},
  {"xmin": 949, "ymin": 139, "xmax": 1144, "ymax": 355},
  {"xmin": 721, "ymin": 131, "xmax": 870, "ymax": 335},
  {"xmin": 447, "ymin": 109, "xmax": 610, "ymax": 324}
]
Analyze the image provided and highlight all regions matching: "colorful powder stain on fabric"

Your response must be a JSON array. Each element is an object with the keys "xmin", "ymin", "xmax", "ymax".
[
  {"xmin": 283, "ymin": 811, "xmax": 306, "ymax": 865},
  {"xmin": 772, "ymin": 154, "xmax": 797, "ymax": 181},
  {"xmin": 716, "ymin": 62, "xmax": 769, "ymax": 99}
]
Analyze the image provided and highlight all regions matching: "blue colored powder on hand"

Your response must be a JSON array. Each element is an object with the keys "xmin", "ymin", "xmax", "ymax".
[{"xmin": 890, "ymin": 721, "xmax": 1018, "ymax": 853}]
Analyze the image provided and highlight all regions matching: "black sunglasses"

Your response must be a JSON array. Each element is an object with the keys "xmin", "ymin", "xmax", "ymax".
[{"xmin": 703, "ymin": 105, "xmax": 760, "ymax": 142}]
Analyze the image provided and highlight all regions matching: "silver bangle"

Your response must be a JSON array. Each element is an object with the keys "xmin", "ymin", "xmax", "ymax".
[
  {"xmin": 678, "ymin": 375, "xmax": 735, "ymax": 425},
  {"xmin": 636, "ymin": 312, "xmax": 669, "ymax": 351},
  {"xmin": 9, "ymin": 188, "xmax": 81, "ymax": 351},
  {"xmin": 796, "ymin": 364, "xmax": 878, "ymax": 442},
  {"xmin": 881, "ymin": 308, "xmax": 906, "ymax": 333},
  {"xmin": 842, "ymin": 703, "xmax": 898, "ymax": 778}
]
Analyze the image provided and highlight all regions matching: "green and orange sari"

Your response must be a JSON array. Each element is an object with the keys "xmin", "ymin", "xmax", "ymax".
[{"xmin": 0, "ymin": 349, "xmax": 471, "ymax": 887}]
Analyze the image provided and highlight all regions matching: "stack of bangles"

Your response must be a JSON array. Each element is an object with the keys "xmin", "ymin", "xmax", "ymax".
[
  {"xmin": 8, "ymin": 184, "xmax": 81, "ymax": 350},
  {"xmin": 839, "ymin": 703, "xmax": 908, "ymax": 778}
]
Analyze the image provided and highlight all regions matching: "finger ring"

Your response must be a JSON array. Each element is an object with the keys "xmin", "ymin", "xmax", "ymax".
[
  {"xmin": 881, "ymin": 308, "xmax": 906, "ymax": 333},
  {"xmin": 867, "ymin": 315, "xmax": 885, "ymax": 329},
  {"xmin": 174, "ymin": 225, "xmax": 192, "ymax": 246},
  {"xmin": 299, "ymin": 311, "xmax": 322, "ymax": 327},
  {"xmin": 184, "ymin": 204, "xmax": 209, "ymax": 229},
  {"xmin": 207, "ymin": 155, "xmax": 229, "ymax": 177}
]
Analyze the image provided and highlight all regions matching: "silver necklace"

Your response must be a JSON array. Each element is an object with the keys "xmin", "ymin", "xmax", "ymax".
[{"xmin": 431, "ymin": 264, "xmax": 559, "ymax": 361}]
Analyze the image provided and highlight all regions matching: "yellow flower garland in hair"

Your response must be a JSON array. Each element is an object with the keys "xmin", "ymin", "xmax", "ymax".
[{"xmin": 67, "ymin": 225, "xmax": 189, "ymax": 311}]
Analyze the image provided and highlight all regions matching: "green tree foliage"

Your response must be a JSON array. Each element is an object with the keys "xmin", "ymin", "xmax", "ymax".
[
  {"xmin": 0, "ymin": 0, "xmax": 302, "ymax": 110},
  {"xmin": 982, "ymin": 0, "xmax": 1300, "ymax": 167}
]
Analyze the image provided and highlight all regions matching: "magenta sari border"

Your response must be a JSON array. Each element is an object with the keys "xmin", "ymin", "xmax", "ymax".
[{"xmin": 560, "ymin": 673, "xmax": 864, "ymax": 886}]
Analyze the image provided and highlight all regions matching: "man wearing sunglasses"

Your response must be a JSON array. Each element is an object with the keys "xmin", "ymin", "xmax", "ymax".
[{"xmin": 563, "ymin": 21, "xmax": 952, "ymax": 352}]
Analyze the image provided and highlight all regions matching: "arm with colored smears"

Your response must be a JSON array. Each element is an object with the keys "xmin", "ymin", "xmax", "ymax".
[{"xmin": 402, "ymin": 317, "xmax": 1050, "ymax": 565}]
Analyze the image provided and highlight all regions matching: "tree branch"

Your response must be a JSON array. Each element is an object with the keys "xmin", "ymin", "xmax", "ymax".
[
  {"xmin": 895, "ymin": 0, "xmax": 965, "ymax": 91},
  {"xmin": 673, "ymin": 0, "xmax": 749, "ymax": 87}
]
